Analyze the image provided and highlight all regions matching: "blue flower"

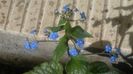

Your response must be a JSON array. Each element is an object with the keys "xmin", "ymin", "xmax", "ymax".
[
  {"xmin": 30, "ymin": 41, "xmax": 38, "ymax": 49},
  {"xmin": 110, "ymin": 55, "xmax": 117, "ymax": 63},
  {"xmin": 24, "ymin": 40, "xmax": 38, "ymax": 50},
  {"xmin": 75, "ymin": 38, "xmax": 84, "ymax": 48},
  {"xmin": 68, "ymin": 48, "xmax": 79, "ymax": 56},
  {"xmin": 105, "ymin": 44, "xmax": 112, "ymax": 53},
  {"xmin": 63, "ymin": 4, "xmax": 69, "ymax": 13},
  {"xmin": 48, "ymin": 32, "xmax": 58, "ymax": 40},
  {"xmin": 24, "ymin": 40, "xmax": 31, "ymax": 49},
  {"xmin": 80, "ymin": 12, "xmax": 86, "ymax": 20}
]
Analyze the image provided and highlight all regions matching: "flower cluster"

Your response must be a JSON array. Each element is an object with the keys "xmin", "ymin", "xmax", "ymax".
[
  {"xmin": 80, "ymin": 12, "xmax": 86, "ymax": 20},
  {"xmin": 23, "ymin": 3, "xmax": 122, "ymax": 65},
  {"xmin": 50, "ymin": 4, "xmax": 87, "ymax": 57},
  {"xmin": 68, "ymin": 38, "xmax": 85, "ymax": 57},
  {"xmin": 63, "ymin": 4, "xmax": 70, "ymax": 13},
  {"xmin": 24, "ymin": 40, "xmax": 38, "ymax": 50},
  {"xmin": 22, "ymin": 3, "xmax": 129, "ymax": 74},
  {"xmin": 55, "ymin": 4, "xmax": 87, "ymax": 21},
  {"xmin": 75, "ymin": 38, "xmax": 84, "ymax": 49},
  {"xmin": 105, "ymin": 44, "xmax": 112, "ymax": 53},
  {"xmin": 104, "ymin": 44, "xmax": 120, "ymax": 63},
  {"xmin": 110, "ymin": 55, "xmax": 118, "ymax": 63},
  {"xmin": 24, "ymin": 29, "xmax": 38, "ymax": 51}
]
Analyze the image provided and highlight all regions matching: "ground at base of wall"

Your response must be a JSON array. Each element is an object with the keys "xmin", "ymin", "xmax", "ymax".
[{"xmin": 0, "ymin": 62, "xmax": 32, "ymax": 74}]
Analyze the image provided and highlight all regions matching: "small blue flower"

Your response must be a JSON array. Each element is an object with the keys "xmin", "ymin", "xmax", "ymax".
[
  {"xmin": 68, "ymin": 48, "xmax": 79, "ymax": 56},
  {"xmin": 30, "ymin": 29, "xmax": 37, "ymax": 35},
  {"xmin": 110, "ymin": 55, "xmax": 117, "ymax": 63},
  {"xmin": 30, "ymin": 41, "xmax": 38, "ymax": 49},
  {"xmin": 24, "ymin": 40, "xmax": 38, "ymax": 51},
  {"xmin": 105, "ymin": 44, "xmax": 112, "ymax": 53},
  {"xmin": 80, "ymin": 12, "xmax": 86, "ymax": 20},
  {"xmin": 63, "ymin": 4, "xmax": 69, "ymax": 13},
  {"xmin": 24, "ymin": 40, "xmax": 31, "ymax": 49},
  {"xmin": 48, "ymin": 32, "xmax": 58, "ymax": 40},
  {"xmin": 75, "ymin": 38, "xmax": 84, "ymax": 48}
]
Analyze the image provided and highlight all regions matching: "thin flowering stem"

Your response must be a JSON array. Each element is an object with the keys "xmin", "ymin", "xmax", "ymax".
[
  {"xmin": 33, "ymin": 34, "xmax": 37, "ymax": 41},
  {"xmin": 37, "ymin": 40, "xmax": 58, "ymax": 42},
  {"xmin": 30, "ymin": 29, "xmax": 38, "ymax": 41},
  {"xmin": 24, "ymin": 37, "xmax": 31, "ymax": 49},
  {"xmin": 81, "ymin": 52, "xmax": 110, "ymax": 56}
]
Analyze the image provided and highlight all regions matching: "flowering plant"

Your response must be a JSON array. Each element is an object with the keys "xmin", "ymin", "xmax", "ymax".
[{"xmin": 23, "ymin": 4, "xmax": 123, "ymax": 74}]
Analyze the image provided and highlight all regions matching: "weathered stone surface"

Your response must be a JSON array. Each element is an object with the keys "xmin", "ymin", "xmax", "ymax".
[{"xmin": 0, "ymin": 0, "xmax": 132, "ymax": 64}]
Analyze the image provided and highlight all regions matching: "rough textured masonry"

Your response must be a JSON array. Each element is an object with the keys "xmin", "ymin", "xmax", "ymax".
[{"xmin": 0, "ymin": 0, "xmax": 133, "ymax": 65}]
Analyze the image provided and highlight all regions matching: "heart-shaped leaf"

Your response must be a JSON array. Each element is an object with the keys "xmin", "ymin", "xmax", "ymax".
[
  {"xmin": 88, "ymin": 61, "xmax": 110, "ymax": 73},
  {"xmin": 71, "ymin": 26, "xmax": 92, "ymax": 38},
  {"xmin": 58, "ymin": 17, "xmax": 67, "ymax": 26},
  {"xmin": 64, "ymin": 21, "xmax": 72, "ymax": 33},
  {"xmin": 66, "ymin": 56, "xmax": 89, "ymax": 74},
  {"xmin": 48, "ymin": 26, "xmax": 64, "ymax": 32},
  {"xmin": 52, "ymin": 35, "xmax": 68, "ymax": 61},
  {"xmin": 24, "ymin": 61, "xmax": 63, "ymax": 74}
]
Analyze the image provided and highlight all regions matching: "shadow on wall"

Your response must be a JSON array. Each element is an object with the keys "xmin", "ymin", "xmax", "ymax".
[
  {"xmin": 85, "ymin": 4, "xmax": 133, "ymax": 73},
  {"xmin": 92, "ymin": 4, "xmax": 133, "ymax": 51},
  {"xmin": 84, "ymin": 40, "xmax": 110, "ymax": 53}
]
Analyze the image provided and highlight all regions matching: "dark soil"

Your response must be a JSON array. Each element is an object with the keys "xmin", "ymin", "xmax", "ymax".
[{"xmin": 0, "ymin": 63, "xmax": 32, "ymax": 74}]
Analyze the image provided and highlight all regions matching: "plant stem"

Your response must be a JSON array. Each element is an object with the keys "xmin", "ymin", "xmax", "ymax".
[
  {"xmin": 81, "ymin": 52, "xmax": 110, "ymax": 56},
  {"xmin": 37, "ymin": 40, "xmax": 58, "ymax": 42}
]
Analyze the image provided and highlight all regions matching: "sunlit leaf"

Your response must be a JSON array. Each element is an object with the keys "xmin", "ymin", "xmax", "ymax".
[
  {"xmin": 52, "ymin": 35, "xmax": 68, "ymax": 61},
  {"xmin": 23, "ymin": 61, "xmax": 63, "ymax": 74},
  {"xmin": 64, "ymin": 21, "xmax": 72, "ymax": 33},
  {"xmin": 66, "ymin": 56, "xmax": 89, "ymax": 74},
  {"xmin": 48, "ymin": 26, "xmax": 64, "ymax": 32},
  {"xmin": 71, "ymin": 26, "xmax": 93, "ymax": 38},
  {"xmin": 58, "ymin": 17, "xmax": 67, "ymax": 26}
]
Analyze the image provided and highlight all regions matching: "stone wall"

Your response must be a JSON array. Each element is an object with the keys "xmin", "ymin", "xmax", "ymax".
[{"xmin": 0, "ymin": 0, "xmax": 133, "ymax": 65}]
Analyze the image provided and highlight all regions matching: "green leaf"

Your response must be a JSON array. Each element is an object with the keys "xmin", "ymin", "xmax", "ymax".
[
  {"xmin": 48, "ymin": 26, "xmax": 64, "ymax": 32},
  {"xmin": 23, "ymin": 61, "xmax": 63, "ymax": 74},
  {"xmin": 58, "ymin": 17, "xmax": 67, "ymax": 26},
  {"xmin": 88, "ymin": 61, "xmax": 110, "ymax": 74},
  {"xmin": 66, "ymin": 57, "xmax": 89, "ymax": 74},
  {"xmin": 64, "ymin": 21, "xmax": 72, "ymax": 33},
  {"xmin": 71, "ymin": 26, "xmax": 93, "ymax": 38},
  {"xmin": 52, "ymin": 35, "xmax": 68, "ymax": 61}
]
